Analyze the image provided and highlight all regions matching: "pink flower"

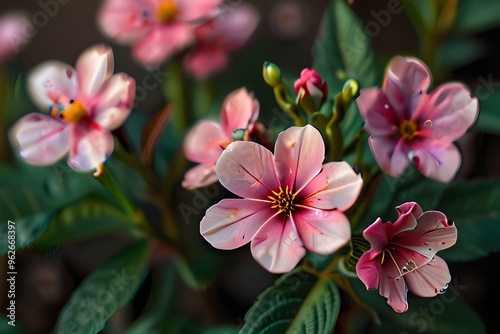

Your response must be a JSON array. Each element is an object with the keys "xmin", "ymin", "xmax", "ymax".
[
  {"xmin": 356, "ymin": 56, "xmax": 479, "ymax": 183},
  {"xmin": 356, "ymin": 202, "xmax": 457, "ymax": 313},
  {"xmin": 184, "ymin": 4, "xmax": 260, "ymax": 79},
  {"xmin": 0, "ymin": 12, "xmax": 29, "ymax": 64},
  {"xmin": 294, "ymin": 68, "xmax": 328, "ymax": 114},
  {"xmin": 9, "ymin": 44, "xmax": 135, "ymax": 172},
  {"xmin": 200, "ymin": 125, "xmax": 363, "ymax": 273},
  {"xmin": 98, "ymin": 0, "xmax": 222, "ymax": 66},
  {"xmin": 182, "ymin": 87, "xmax": 259, "ymax": 189}
]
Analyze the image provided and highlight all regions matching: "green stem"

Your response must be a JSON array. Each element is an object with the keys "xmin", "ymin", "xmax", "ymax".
[
  {"xmin": 349, "ymin": 166, "xmax": 381, "ymax": 229},
  {"xmin": 273, "ymin": 82, "xmax": 305, "ymax": 126},
  {"xmin": 165, "ymin": 55, "xmax": 192, "ymax": 131}
]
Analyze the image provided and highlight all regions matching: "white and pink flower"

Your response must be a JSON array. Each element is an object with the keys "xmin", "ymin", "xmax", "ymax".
[
  {"xmin": 200, "ymin": 125, "xmax": 363, "ymax": 273},
  {"xmin": 98, "ymin": 0, "xmax": 222, "ymax": 66},
  {"xmin": 356, "ymin": 202, "xmax": 457, "ymax": 313},
  {"xmin": 9, "ymin": 44, "xmax": 135, "ymax": 172},
  {"xmin": 182, "ymin": 87, "xmax": 259, "ymax": 189},
  {"xmin": 356, "ymin": 56, "xmax": 479, "ymax": 183}
]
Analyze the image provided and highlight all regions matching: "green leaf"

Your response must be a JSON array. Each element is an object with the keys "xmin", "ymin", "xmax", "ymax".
[
  {"xmin": 454, "ymin": 0, "xmax": 500, "ymax": 34},
  {"xmin": 240, "ymin": 269, "xmax": 340, "ymax": 334},
  {"xmin": 437, "ymin": 180, "xmax": 500, "ymax": 262},
  {"xmin": 313, "ymin": 0, "xmax": 379, "ymax": 144},
  {"xmin": 475, "ymin": 90, "xmax": 500, "ymax": 135},
  {"xmin": 0, "ymin": 213, "xmax": 53, "ymax": 254},
  {"xmin": 34, "ymin": 198, "xmax": 143, "ymax": 249},
  {"xmin": 54, "ymin": 240, "xmax": 149, "ymax": 334},
  {"xmin": 436, "ymin": 38, "xmax": 486, "ymax": 70},
  {"xmin": 0, "ymin": 315, "xmax": 26, "ymax": 334},
  {"xmin": 174, "ymin": 252, "xmax": 220, "ymax": 290},
  {"xmin": 202, "ymin": 326, "xmax": 238, "ymax": 334}
]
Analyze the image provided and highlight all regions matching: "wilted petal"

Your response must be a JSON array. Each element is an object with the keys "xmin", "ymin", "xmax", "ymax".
[
  {"xmin": 28, "ymin": 61, "xmax": 79, "ymax": 111},
  {"xmin": 356, "ymin": 250, "xmax": 381, "ymax": 290},
  {"xmin": 9, "ymin": 113, "xmax": 70, "ymax": 166},
  {"xmin": 251, "ymin": 215, "xmax": 306, "ymax": 273},
  {"xmin": 416, "ymin": 83, "xmax": 479, "ymax": 142},
  {"xmin": 133, "ymin": 25, "xmax": 194, "ymax": 66},
  {"xmin": 293, "ymin": 208, "xmax": 350, "ymax": 254},
  {"xmin": 220, "ymin": 88, "xmax": 259, "ymax": 138},
  {"xmin": 92, "ymin": 73, "xmax": 136, "ymax": 130},
  {"xmin": 411, "ymin": 143, "xmax": 461, "ymax": 183},
  {"xmin": 369, "ymin": 136, "xmax": 409, "ymax": 178},
  {"xmin": 357, "ymin": 88, "xmax": 398, "ymax": 136},
  {"xmin": 76, "ymin": 44, "xmax": 114, "ymax": 100},
  {"xmin": 301, "ymin": 161, "xmax": 362, "ymax": 211},
  {"xmin": 274, "ymin": 125, "xmax": 324, "ymax": 192},
  {"xmin": 200, "ymin": 199, "xmax": 273, "ymax": 250},
  {"xmin": 182, "ymin": 164, "xmax": 218, "ymax": 190},
  {"xmin": 184, "ymin": 120, "xmax": 226, "ymax": 165},
  {"xmin": 404, "ymin": 256, "xmax": 451, "ymax": 297},
  {"xmin": 216, "ymin": 141, "xmax": 279, "ymax": 199},
  {"xmin": 68, "ymin": 121, "xmax": 113, "ymax": 172}
]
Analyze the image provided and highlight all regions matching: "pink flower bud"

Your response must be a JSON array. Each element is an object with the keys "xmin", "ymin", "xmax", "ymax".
[{"xmin": 294, "ymin": 68, "xmax": 328, "ymax": 114}]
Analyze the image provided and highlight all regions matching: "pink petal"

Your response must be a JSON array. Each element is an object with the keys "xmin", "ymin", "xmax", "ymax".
[
  {"xmin": 133, "ymin": 24, "xmax": 194, "ymax": 66},
  {"xmin": 274, "ymin": 125, "xmax": 325, "ymax": 192},
  {"xmin": 301, "ymin": 161, "xmax": 363, "ymax": 211},
  {"xmin": 292, "ymin": 208, "xmax": 350, "ymax": 254},
  {"xmin": 0, "ymin": 12, "xmax": 29, "ymax": 63},
  {"xmin": 28, "ymin": 61, "xmax": 79, "ymax": 111},
  {"xmin": 383, "ymin": 56, "xmax": 430, "ymax": 120},
  {"xmin": 76, "ymin": 45, "xmax": 114, "ymax": 101},
  {"xmin": 9, "ymin": 113, "xmax": 70, "ymax": 166},
  {"xmin": 356, "ymin": 88, "xmax": 398, "ymax": 136},
  {"xmin": 67, "ymin": 120, "xmax": 114, "ymax": 172},
  {"xmin": 410, "ymin": 142, "xmax": 461, "ymax": 183},
  {"xmin": 216, "ymin": 141, "xmax": 280, "ymax": 199},
  {"xmin": 177, "ymin": 0, "xmax": 221, "ymax": 21},
  {"xmin": 200, "ymin": 199, "xmax": 273, "ymax": 250},
  {"xmin": 356, "ymin": 250, "xmax": 381, "ymax": 290},
  {"xmin": 368, "ymin": 136, "xmax": 409, "ymax": 178},
  {"xmin": 404, "ymin": 256, "xmax": 451, "ymax": 297},
  {"xmin": 92, "ymin": 73, "xmax": 136, "ymax": 130},
  {"xmin": 98, "ymin": 0, "xmax": 151, "ymax": 44},
  {"xmin": 250, "ymin": 215, "xmax": 306, "ymax": 273},
  {"xmin": 362, "ymin": 218, "xmax": 392, "ymax": 251},
  {"xmin": 210, "ymin": 4, "xmax": 260, "ymax": 50},
  {"xmin": 183, "ymin": 120, "xmax": 226, "ymax": 165},
  {"xmin": 182, "ymin": 164, "xmax": 218, "ymax": 190},
  {"xmin": 415, "ymin": 83, "xmax": 479, "ymax": 142},
  {"xmin": 392, "ymin": 204, "xmax": 419, "ymax": 234},
  {"xmin": 379, "ymin": 252, "xmax": 409, "ymax": 313},
  {"xmin": 220, "ymin": 87, "xmax": 259, "ymax": 138},
  {"xmin": 395, "ymin": 202, "xmax": 423, "ymax": 219},
  {"xmin": 395, "ymin": 211, "xmax": 457, "ymax": 257},
  {"xmin": 184, "ymin": 47, "xmax": 228, "ymax": 79}
]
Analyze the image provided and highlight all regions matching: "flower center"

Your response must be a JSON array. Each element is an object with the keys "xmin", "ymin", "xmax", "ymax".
[
  {"xmin": 399, "ymin": 119, "xmax": 418, "ymax": 141},
  {"xmin": 156, "ymin": 0, "xmax": 178, "ymax": 23},
  {"xmin": 51, "ymin": 100, "xmax": 88, "ymax": 123},
  {"xmin": 268, "ymin": 185, "xmax": 296, "ymax": 216}
]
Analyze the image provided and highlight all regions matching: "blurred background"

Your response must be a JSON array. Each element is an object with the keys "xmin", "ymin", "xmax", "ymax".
[{"xmin": 1, "ymin": 0, "xmax": 499, "ymax": 333}]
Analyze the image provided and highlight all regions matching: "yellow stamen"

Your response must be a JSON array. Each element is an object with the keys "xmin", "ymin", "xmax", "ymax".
[
  {"xmin": 156, "ymin": 0, "xmax": 178, "ymax": 23},
  {"xmin": 59, "ymin": 101, "xmax": 88, "ymax": 123},
  {"xmin": 399, "ymin": 119, "xmax": 418, "ymax": 141},
  {"xmin": 269, "ymin": 185, "xmax": 296, "ymax": 216}
]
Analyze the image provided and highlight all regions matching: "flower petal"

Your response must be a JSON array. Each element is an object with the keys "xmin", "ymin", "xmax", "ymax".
[
  {"xmin": 184, "ymin": 120, "xmax": 226, "ymax": 165},
  {"xmin": 251, "ymin": 215, "xmax": 306, "ymax": 273},
  {"xmin": 216, "ymin": 141, "xmax": 279, "ymax": 199},
  {"xmin": 133, "ymin": 25, "xmax": 194, "ymax": 66},
  {"xmin": 9, "ymin": 113, "xmax": 70, "ymax": 166},
  {"xmin": 68, "ymin": 120, "xmax": 113, "ymax": 172},
  {"xmin": 356, "ymin": 250, "xmax": 381, "ymax": 290},
  {"xmin": 369, "ymin": 136, "xmax": 409, "ymax": 178},
  {"xmin": 416, "ymin": 82, "xmax": 479, "ymax": 142},
  {"xmin": 98, "ymin": 0, "xmax": 151, "ymax": 44},
  {"xmin": 182, "ymin": 164, "xmax": 218, "ymax": 190},
  {"xmin": 76, "ymin": 44, "xmax": 114, "ymax": 100},
  {"xmin": 392, "ymin": 203, "xmax": 419, "ymax": 234},
  {"xmin": 383, "ymin": 56, "xmax": 430, "ymax": 120},
  {"xmin": 404, "ymin": 256, "xmax": 451, "ymax": 297},
  {"xmin": 220, "ymin": 87, "xmax": 259, "ymax": 138},
  {"xmin": 184, "ymin": 47, "xmax": 228, "ymax": 79},
  {"xmin": 274, "ymin": 125, "xmax": 325, "ymax": 192},
  {"xmin": 177, "ymin": 0, "xmax": 221, "ymax": 21},
  {"xmin": 363, "ymin": 218, "xmax": 392, "ymax": 251},
  {"xmin": 92, "ymin": 73, "xmax": 136, "ymax": 130},
  {"xmin": 0, "ymin": 12, "xmax": 29, "ymax": 63},
  {"xmin": 292, "ymin": 208, "xmax": 350, "ymax": 254},
  {"xmin": 301, "ymin": 161, "xmax": 362, "ymax": 211},
  {"xmin": 357, "ymin": 88, "xmax": 398, "ymax": 136},
  {"xmin": 200, "ymin": 199, "xmax": 273, "ymax": 250},
  {"xmin": 411, "ymin": 142, "xmax": 461, "ymax": 183},
  {"xmin": 395, "ymin": 202, "xmax": 423, "ymax": 219},
  {"xmin": 28, "ymin": 61, "xmax": 79, "ymax": 111},
  {"xmin": 379, "ymin": 253, "xmax": 409, "ymax": 313}
]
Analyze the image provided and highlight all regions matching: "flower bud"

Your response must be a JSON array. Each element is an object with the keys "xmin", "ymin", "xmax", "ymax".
[
  {"xmin": 294, "ymin": 68, "xmax": 328, "ymax": 114},
  {"xmin": 262, "ymin": 61, "xmax": 282, "ymax": 87}
]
